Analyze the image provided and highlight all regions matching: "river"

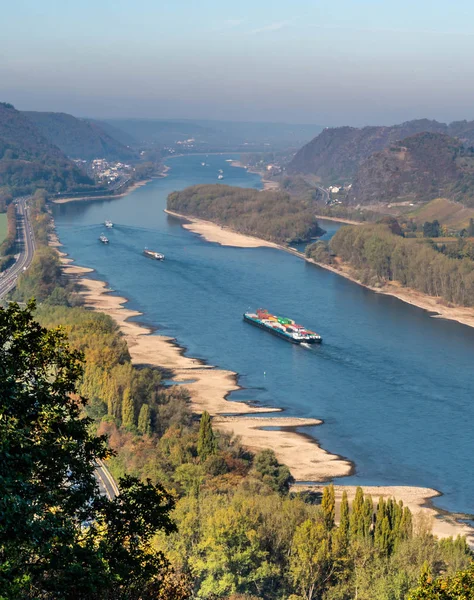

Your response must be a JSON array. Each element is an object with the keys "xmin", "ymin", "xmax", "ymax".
[{"xmin": 53, "ymin": 154, "xmax": 474, "ymax": 516}]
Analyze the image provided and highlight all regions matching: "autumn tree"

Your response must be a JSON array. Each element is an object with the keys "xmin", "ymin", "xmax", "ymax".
[{"xmin": 0, "ymin": 302, "xmax": 177, "ymax": 599}]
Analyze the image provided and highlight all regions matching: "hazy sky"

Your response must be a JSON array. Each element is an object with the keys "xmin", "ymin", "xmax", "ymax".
[{"xmin": 2, "ymin": 0, "xmax": 474, "ymax": 125}]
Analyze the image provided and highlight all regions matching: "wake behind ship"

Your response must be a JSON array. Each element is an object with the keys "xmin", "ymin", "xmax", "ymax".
[{"xmin": 243, "ymin": 309, "xmax": 322, "ymax": 344}]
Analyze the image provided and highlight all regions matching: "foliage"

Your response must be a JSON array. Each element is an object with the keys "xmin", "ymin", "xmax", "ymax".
[
  {"xmin": 330, "ymin": 222, "xmax": 474, "ymax": 306},
  {"xmin": 408, "ymin": 563, "xmax": 474, "ymax": 599},
  {"xmin": 24, "ymin": 111, "xmax": 137, "ymax": 161},
  {"xmin": 197, "ymin": 410, "xmax": 218, "ymax": 460},
  {"xmin": 0, "ymin": 102, "xmax": 95, "ymax": 196},
  {"xmin": 168, "ymin": 184, "xmax": 325, "ymax": 244},
  {"xmin": 0, "ymin": 302, "xmax": 177, "ymax": 599}
]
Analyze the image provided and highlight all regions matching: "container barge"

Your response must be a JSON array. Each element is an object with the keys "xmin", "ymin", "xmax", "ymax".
[{"xmin": 243, "ymin": 309, "xmax": 322, "ymax": 344}]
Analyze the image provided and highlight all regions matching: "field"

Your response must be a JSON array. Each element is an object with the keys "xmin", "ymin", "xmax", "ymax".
[
  {"xmin": 408, "ymin": 198, "xmax": 474, "ymax": 229},
  {"xmin": 0, "ymin": 212, "xmax": 8, "ymax": 245}
]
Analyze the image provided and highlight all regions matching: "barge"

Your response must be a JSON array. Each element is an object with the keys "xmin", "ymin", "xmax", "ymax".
[{"xmin": 243, "ymin": 308, "xmax": 322, "ymax": 344}]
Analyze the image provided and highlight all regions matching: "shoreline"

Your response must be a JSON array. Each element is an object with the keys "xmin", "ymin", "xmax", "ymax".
[
  {"xmin": 166, "ymin": 209, "xmax": 474, "ymax": 331},
  {"xmin": 49, "ymin": 192, "xmax": 474, "ymax": 542},
  {"xmin": 229, "ymin": 159, "xmax": 279, "ymax": 191},
  {"xmin": 52, "ymin": 165, "xmax": 170, "ymax": 205}
]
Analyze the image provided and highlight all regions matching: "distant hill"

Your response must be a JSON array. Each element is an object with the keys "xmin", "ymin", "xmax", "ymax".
[
  {"xmin": 102, "ymin": 118, "xmax": 322, "ymax": 151},
  {"xmin": 0, "ymin": 102, "xmax": 95, "ymax": 196},
  {"xmin": 348, "ymin": 132, "xmax": 474, "ymax": 207},
  {"xmin": 287, "ymin": 119, "xmax": 450, "ymax": 182},
  {"xmin": 24, "ymin": 111, "xmax": 137, "ymax": 161}
]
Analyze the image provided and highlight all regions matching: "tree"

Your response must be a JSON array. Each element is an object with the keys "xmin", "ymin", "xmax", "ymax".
[
  {"xmin": 121, "ymin": 387, "xmax": 135, "ymax": 429},
  {"xmin": 289, "ymin": 519, "xmax": 333, "ymax": 600},
  {"xmin": 408, "ymin": 563, "xmax": 474, "ymax": 599},
  {"xmin": 138, "ymin": 403, "xmax": 152, "ymax": 435},
  {"xmin": 321, "ymin": 484, "xmax": 335, "ymax": 530},
  {"xmin": 0, "ymin": 302, "xmax": 177, "ymax": 599},
  {"xmin": 253, "ymin": 449, "xmax": 294, "ymax": 495},
  {"xmin": 197, "ymin": 410, "xmax": 217, "ymax": 460}
]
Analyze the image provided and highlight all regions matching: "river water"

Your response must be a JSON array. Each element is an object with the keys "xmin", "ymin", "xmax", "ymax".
[{"xmin": 53, "ymin": 154, "xmax": 474, "ymax": 516}]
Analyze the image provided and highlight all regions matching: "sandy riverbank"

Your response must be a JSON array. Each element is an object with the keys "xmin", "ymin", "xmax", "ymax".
[
  {"xmin": 308, "ymin": 258, "xmax": 474, "ymax": 330},
  {"xmin": 165, "ymin": 209, "xmax": 474, "ymax": 329},
  {"xmin": 165, "ymin": 210, "xmax": 280, "ymax": 248},
  {"xmin": 50, "ymin": 229, "xmax": 474, "ymax": 542},
  {"xmin": 314, "ymin": 215, "xmax": 362, "ymax": 225}
]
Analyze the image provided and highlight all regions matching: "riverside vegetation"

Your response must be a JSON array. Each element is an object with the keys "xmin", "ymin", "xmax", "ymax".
[
  {"xmin": 306, "ymin": 219, "xmax": 474, "ymax": 308},
  {"xmin": 1, "ymin": 192, "xmax": 473, "ymax": 599},
  {"xmin": 167, "ymin": 184, "xmax": 324, "ymax": 244}
]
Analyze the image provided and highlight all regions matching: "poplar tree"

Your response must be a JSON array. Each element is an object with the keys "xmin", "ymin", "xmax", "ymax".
[
  {"xmin": 321, "ymin": 483, "xmax": 335, "ymax": 530},
  {"xmin": 338, "ymin": 490, "xmax": 350, "ymax": 546},
  {"xmin": 197, "ymin": 411, "xmax": 217, "ymax": 460},
  {"xmin": 350, "ymin": 487, "xmax": 365, "ymax": 539},
  {"xmin": 138, "ymin": 403, "xmax": 152, "ymax": 435},
  {"xmin": 121, "ymin": 388, "xmax": 135, "ymax": 429}
]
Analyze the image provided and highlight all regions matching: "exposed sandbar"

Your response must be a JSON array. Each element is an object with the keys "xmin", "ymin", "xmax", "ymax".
[{"xmin": 165, "ymin": 210, "xmax": 279, "ymax": 248}]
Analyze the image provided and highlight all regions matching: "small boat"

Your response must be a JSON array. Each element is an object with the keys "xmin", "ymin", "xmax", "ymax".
[
  {"xmin": 218, "ymin": 169, "xmax": 223, "ymax": 173},
  {"xmin": 143, "ymin": 249, "xmax": 165, "ymax": 261},
  {"xmin": 218, "ymin": 174, "xmax": 224, "ymax": 180},
  {"xmin": 99, "ymin": 234, "xmax": 109, "ymax": 244},
  {"xmin": 201, "ymin": 162, "xmax": 206, "ymax": 166},
  {"xmin": 105, "ymin": 220, "xmax": 113, "ymax": 228}
]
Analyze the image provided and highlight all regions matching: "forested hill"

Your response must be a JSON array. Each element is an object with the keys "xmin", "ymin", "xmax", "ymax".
[
  {"xmin": 348, "ymin": 132, "xmax": 474, "ymax": 207},
  {"xmin": 287, "ymin": 118, "xmax": 474, "ymax": 182},
  {"xmin": 24, "ymin": 111, "xmax": 138, "ymax": 161},
  {"xmin": 167, "ymin": 184, "xmax": 324, "ymax": 243},
  {"xmin": 0, "ymin": 102, "xmax": 95, "ymax": 196}
]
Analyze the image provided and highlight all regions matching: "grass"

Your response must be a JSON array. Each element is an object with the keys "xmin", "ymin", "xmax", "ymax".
[
  {"xmin": 408, "ymin": 198, "xmax": 474, "ymax": 229},
  {"xmin": 0, "ymin": 212, "xmax": 8, "ymax": 245}
]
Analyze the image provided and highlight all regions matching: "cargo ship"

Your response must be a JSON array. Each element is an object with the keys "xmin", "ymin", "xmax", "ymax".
[
  {"xmin": 99, "ymin": 234, "xmax": 109, "ymax": 244},
  {"xmin": 243, "ymin": 309, "xmax": 322, "ymax": 344},
  {"xmin": 143, "ymin": 249, "xmax": 165, "ymax": 261}
]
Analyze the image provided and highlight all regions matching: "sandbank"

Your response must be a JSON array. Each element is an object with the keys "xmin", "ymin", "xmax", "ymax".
[
  {"xmin": 50, "ymin": 231, "xmax": 474, "ymax": 543},
  {"xmin": 165, "ymin": 210, "xmax": 279, "ymax": 248}
]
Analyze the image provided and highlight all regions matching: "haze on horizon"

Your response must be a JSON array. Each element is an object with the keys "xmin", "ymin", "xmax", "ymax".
[{"xmin": 3, "ymin": 0, "xmax": 474, "ymax": 127}]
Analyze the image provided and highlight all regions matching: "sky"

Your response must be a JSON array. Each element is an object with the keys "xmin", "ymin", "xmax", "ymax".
[{"xmin": 2, "ymin": 0, "xmax": 474, "ymax": 126}]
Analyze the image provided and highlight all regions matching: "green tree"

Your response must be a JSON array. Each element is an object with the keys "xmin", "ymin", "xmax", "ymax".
[
  {"xmin": 253, "ymin": 449, "xmax": 294, "ymax": 495},
  {"xmin": 321, "ymin": 484, "xmax": 335, "ymax": 530},
  {"xmin": 138, "ymin": 403, "xmax": 152, "ymax": 435},
  {"xmin": 289, "ymin": 519, "xmax": 333, "ymax": 600},
  {"xmin": 122, "ymin": 387, "xmax": 136, "ymax": 429},
  {"xmin": 197, "ymin": 410, "xmax": 217, "ymax": 460},
  {"xmin": 408, "ymin": 563, "xmax": 474, "ymax": 599},
  {"xmin": 0, "ymin": 302, "xmax": 177, "ymax": 599}
]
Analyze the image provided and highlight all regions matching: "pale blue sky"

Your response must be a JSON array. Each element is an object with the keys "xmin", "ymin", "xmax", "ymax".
[{"xmin": 2, "ymin": 0, "xmax": 474, "ymax": 125}]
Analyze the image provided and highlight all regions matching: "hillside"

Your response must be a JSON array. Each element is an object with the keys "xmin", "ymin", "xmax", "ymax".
[
  {"xmin": 167, "ymin": 184, "xmax": 324, "ymax": 243},
  {"xmin": 287, "ymin": 119, "xmax": 450, "ymax": 182},
  {"xmin": 0, "ymin": 102, "xmax": 95, "ymax": 196},
  {"xmin": 348, "ymin": 132, "xmax": 474, "ymax": 206},
  {"xmin": 24, "ymin": 111, "xmax": 137, "ymax": 161}
]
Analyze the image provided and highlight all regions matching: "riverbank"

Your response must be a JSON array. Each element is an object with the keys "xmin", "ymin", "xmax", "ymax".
[
  {"xmin": 230, "ymin": 159, "xmax": 279, "ymax": 190},
  {"xmin": 52, "ymin": 166, "xmax": 170, "ymax": 205},
  {"xmin": 165, "ymin": 210, "xmax": 280, "ymax": 248},
  {"xmin": 167, "ymin": 209, "xmax": 474, "ymax": 330},
  {"xmin": 307, "ymin": 257, "xmax": 474, "ymax": 331},
  {"xmin": 314, "ymin": 214, "xmax": 362, "ymax": 225},
  {"xmin": 48, "ymin": 226, "xmax": 474, "ymax": 543},
  {"xmin": 50, "ymin": 232, "xmax": 352, "ymax": 483}
]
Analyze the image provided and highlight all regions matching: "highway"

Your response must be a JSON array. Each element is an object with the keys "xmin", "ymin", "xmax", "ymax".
[
  {"xmin": 0, "ymin": 197, "xmax": 36, "ymax": 300},
  {"xmin": 95, "ymin": 459, "xmax": 120, "ymax": 500},
  {"xmin": 0, "ymin": 198, "xmax": 119, "ymax": 501}
]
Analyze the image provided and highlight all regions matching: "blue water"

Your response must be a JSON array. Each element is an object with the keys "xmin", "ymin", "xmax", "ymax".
[{"xmin": 53, "ymin": 154, "xmax": 474, "ymax": 516}]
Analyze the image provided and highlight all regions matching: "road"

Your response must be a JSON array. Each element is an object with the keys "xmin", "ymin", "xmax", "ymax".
[
  {"xmin": 0, "ymin": 198, "xmax": 119, "ymax": 501},
  {"xmin": 316, "ymin": 185, "xmax": 330, "ymax": 204},
  {"xmin": 95, "ymin": 459, "xmax": 120, "ymax": 500},
  {"xmin": 0, "ymin": 197, "xmax": 36, "ymax": 300}
]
